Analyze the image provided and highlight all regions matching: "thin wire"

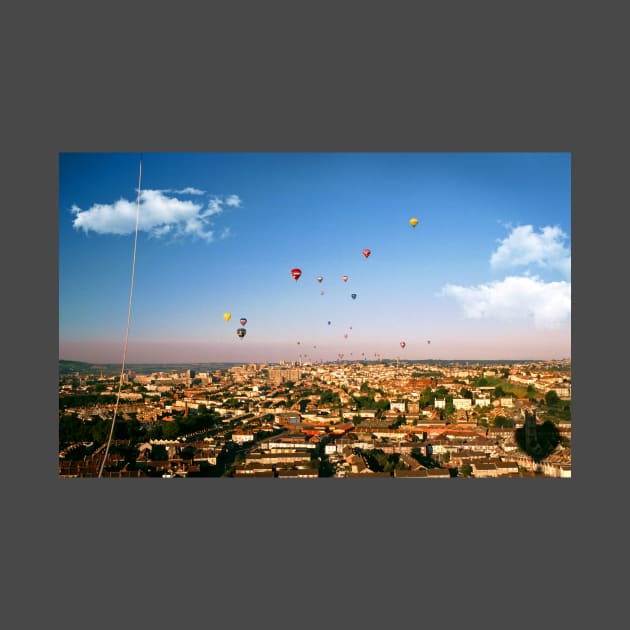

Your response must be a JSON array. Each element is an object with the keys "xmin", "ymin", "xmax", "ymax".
[{"xmin": 98, "ymin": 155, "xmax": 143, "ymax": 478}]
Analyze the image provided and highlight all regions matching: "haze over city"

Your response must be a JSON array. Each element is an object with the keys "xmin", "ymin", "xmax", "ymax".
[{"xmin": 59, "ymin": 152, "xmax": 571, "ymax": 364}]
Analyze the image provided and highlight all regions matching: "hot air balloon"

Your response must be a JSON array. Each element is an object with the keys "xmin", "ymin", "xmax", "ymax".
[
  {"xmin": 320, "ymin": 290, "xmax": 325, "ymax": 295},
  {"xmin": 240, "ymin": 318, "xmax": 247, "ymax": 326},
  {"xmin": 351, "ymin": 293, "xmax": 357, "ymax": 300},
  {"xmin": 236, "ymin": 328, "xmax": 247, "ymax": 339},
  {"xmin": 327, "ymin": 321, "xmax": 331, "ymax": 325},
  {"xmin": 409, "ymin": 217, "xmax": 419, "ymax": 228},
  {"xmin": 427, "ymin": 340, "xmax": 431, "ymax": 344},
  {"xmin": 316, "ymin": 275, "xmax": 323, "ymax": 283},
  {"xmin": 344, "ymin": 333, "xmax": 348, "ymax": 339},
  {"xmin": 291, "ymin": 268, "xmax": 302, "ymax": 281},
  {"xmin": 223, "ymin": 312, "xmax": 232, "ymax": 322},
  {"xmin": 362, "ymin": 248, "xmax": 371, "ymax": 259},
  {"xmin": 342, "ymin": 275, "xmax": 348, "ymax": 282},
  {"xmin": 400, "ymin": 341, "xmax": 406, "ymax": 349}
]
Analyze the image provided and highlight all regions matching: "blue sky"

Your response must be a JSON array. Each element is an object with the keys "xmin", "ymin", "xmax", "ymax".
[{"xmin": 59, "ymin": 152, "xmax": 571, "ymax": 363}]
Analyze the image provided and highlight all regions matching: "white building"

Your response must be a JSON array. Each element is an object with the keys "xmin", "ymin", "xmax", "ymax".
[
  {"xmin": 453, "ymin": 398, "xmax": 472, "ymax": 410},
  {"xmin": 232, "ymin": 431, "xmax": 255, "ymax": 444}
]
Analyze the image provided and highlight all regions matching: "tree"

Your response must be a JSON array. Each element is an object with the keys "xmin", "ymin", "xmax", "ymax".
[
  {"xmin": 319, "ymin": 390, "xmax": 340, "ymax": 405},
  {"xmin": 514, "ymin": 415, "xmax": 560, "ymax": 462},
  {"xmin": 494, "ymin": 415, "xmax": 516, "ymax": 428},
  {"xmin": 150, "ymin": 444, "xmax": 168, "ymax": 461},
  {"xmin": 419, "ymin": 387, "xmax": 435, "ymax": 409},
  {"xmin": 180, "ymin": 445, "xmax": 196, "ymax": 461},
  {"xmin": 318, "ymin": 458, "xmax": 335, "ymax": 477},
  {"xmin": 111, "ymin": 444, "xmax": 139, "ymax": 467},
  {"xmin": 493, "ymin": 386, "xmax": 506, "ymax": 398},
  {"xmin": 545, "ymin": 390, "xmax": 560, "ymax": 407},
  {"xmin": 59, "ymin": 414, "xmax": 84, "ymax": 445},
  {"xmin": 162, "ymin": 421, "xmax": 180, "ymax": 439},
  {"xmin": 384, "ymin": 453, "xmax": 402, "ymax": 473},
  {"xmin": 90, "ymin": 418, "xmax": 111, "ymax": 444},
  {"xmin": 494, "ymin": 415, "xmax": 508, "ymax": 428},
  {"xmin": 460, "ymin": 463, "xmax": 473, "ymax": 477},
  {"xmin": 410, "ymin": 447, "xmax": 438, "ymax": 469}
]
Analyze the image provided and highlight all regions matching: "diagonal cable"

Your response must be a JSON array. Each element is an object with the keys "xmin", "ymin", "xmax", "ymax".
[{"xmin": 98, "ymin": 156, "xmax": 142, "ymax": 478}]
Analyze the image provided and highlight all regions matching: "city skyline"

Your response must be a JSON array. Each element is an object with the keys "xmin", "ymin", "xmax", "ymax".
[{"xmin": 59, "ymin": 152, "xmax": 571, "ymax": 364}]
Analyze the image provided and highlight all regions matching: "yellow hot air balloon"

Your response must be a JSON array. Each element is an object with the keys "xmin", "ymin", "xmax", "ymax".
[
  {"xmin": 223, "ymin": 312, "xmax": 232, "ymax": 322},
  {"xmin": 409, "ymin": 217, "xmax": 419, "ymax": 228}
]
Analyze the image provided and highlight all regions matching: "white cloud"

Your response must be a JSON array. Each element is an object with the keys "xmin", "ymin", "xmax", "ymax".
[
  {"xmin": 440, "ymin": 275, "xmax": 571, "ymax": 328},
  {"xmin": 71, "ymin": 190, "xmax": 241, "ymax": 242},
  {"xmin": 174, "ymin": 187, "xmax": 205, "ymax": 195},
  {"xmin": 490, "ymin": 225, "xmax": 570, "ymax": 277},
  {"xmin": 202, "ymin": 197, "xmax": 224, "ymax": 217},
  {"xmin": 225, "ymin": 194, "xmax": 242, "ymax": 207}
]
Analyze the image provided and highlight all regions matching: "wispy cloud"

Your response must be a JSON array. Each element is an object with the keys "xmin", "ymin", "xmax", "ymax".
[
  {"xmin": 225, "ymin": 194, "xmax": 242, "ymax": 207},
  {"xmin": 202, "ymin": 197, "xmax": 224, "ymax": 218},
  {"xmin": 71, "ymin": 190, "xmax": 241, "ymax": 242},
  {"xmin": 490, "ymin": 224, "xmax": 570, "ymax": 277},
  {"xmin": 440, "ymin": 275, "xmax": 571, "ymax": 328},
  {"xmin": 174, "ymin": 187, "xmax": 205, "ymax": 195}
]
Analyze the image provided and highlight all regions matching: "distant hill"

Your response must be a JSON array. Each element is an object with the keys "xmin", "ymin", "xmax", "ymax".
[
  {"xmin": 59, "ymin": 360, "xmax": 240, "ymax": 376},
  {"xmin": 59, "ymin": 360, "xmax": 115, "ymax": 375}
]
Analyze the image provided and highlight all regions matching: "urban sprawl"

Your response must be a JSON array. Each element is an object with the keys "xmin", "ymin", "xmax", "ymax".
[{"xmin": 59, "ymin": 359, "xmax": 571, "ymax": 478}]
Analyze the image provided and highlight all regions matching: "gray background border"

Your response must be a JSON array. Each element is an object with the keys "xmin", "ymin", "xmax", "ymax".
[{"xmin": 5, "ymin": 1, "xmax": 623, "ymax": 627}]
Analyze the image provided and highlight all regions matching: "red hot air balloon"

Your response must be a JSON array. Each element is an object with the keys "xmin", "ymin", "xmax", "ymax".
[
  {"xmin": 240, "ymin": 318, "xmax": 247, "ymax": 326},
  {"xmin": 342, "ymin": 275, "xmax": 348, "ymax": 282},
  {"xmin": 316, "ymin": 275, "xmax": 323, "ymax": 283},
  {"xmin": 400, "ymin": 341, "xmax": 406, "ymax": 349},
  {"xmin": 362, "ymin": 248, "xmax": 371, "ymax": 259},
  {"xmin": 291, "ymin": 268, "xmax": 302, "ymax": 281}
]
